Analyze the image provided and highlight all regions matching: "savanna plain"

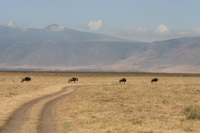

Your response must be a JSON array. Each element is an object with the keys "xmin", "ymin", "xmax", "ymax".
[{"xmin": 0, "ymin": 71, "xmax": 200, "ymax": 133}]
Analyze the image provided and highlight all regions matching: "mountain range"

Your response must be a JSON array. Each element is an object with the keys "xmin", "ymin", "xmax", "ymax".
[{"xmin": 0, "ymin": 24, "xmax": 200, "ymax": 73}]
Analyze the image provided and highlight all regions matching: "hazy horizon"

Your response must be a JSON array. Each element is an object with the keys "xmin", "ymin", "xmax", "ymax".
[{"xmin": 1, "ymin": 0, "xmax": 200, "ymax": 42}]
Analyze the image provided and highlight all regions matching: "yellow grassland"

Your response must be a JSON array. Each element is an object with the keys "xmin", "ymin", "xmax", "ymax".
[{"xmin": 0, "ymin": 71, "xmax": 200, "ymax": 133}]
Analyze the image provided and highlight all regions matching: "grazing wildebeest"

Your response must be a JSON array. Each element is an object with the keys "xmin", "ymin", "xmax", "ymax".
[
  {"xmin": 119, "ymin": 78, "xmax": 126, "ymax": 83},
  {"xmin": 151, "ymin": 78, "xmax": 158, "ymax": 83},
  {"xmin": 21, "ymin": 77, "xmax": 31, "ymax": 83},
  {"xmin": 68, "ymin": 77, "xmax": 78, "ymax": 83}
]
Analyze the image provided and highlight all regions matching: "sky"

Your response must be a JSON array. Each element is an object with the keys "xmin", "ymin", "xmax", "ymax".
[{"xmin": 1, "ymin": 0, "xmax": 200, "ymax": 42}]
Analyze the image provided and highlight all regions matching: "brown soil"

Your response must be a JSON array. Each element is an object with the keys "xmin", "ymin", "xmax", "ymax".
[{"xmin": 0, "ymin": 85, "xmax": 82, "ymax": 133}]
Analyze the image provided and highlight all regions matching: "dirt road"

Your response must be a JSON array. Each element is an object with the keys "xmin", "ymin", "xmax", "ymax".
[{"xmin": 0, "ymin": 85, "xmax": 82, "ymax": 133}]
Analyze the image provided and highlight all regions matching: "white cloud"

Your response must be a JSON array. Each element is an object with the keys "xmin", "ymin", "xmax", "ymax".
[
  {"xmin": 117, "ymin": 26, "xmax": 148, "ymax": 36},
  {"xmin": 153, "ymin": 24, "xmax": 173, "ymax": 37},
  {"xmin": 134, "ymin": 26, "xmax": 148, "ymax": 33},
  {"xmin": 178, "ymin": 27, "xmax": 200, "ymax": 37},
  {"xmin": 5, "ymin": 21, "xmax": 29, "ymax": 31},
  {"xmin": 115, "ymin": 24, "xmax": 200, "ymax": 41},
  {"xmin": 6, "ymin": 21, "xmax": 17, "ymax": 28},
  {"xmin": 50, "ymin": 25, "xmax": 65, "ymax": 32},
  {"xmin": 87, "ymin": 19, "xmax": 103, "ymax": 32}
]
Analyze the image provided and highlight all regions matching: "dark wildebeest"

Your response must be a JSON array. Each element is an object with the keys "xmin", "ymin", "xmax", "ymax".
[
  {"xmin": 21, "ymin": 77, "xmax": 31, "ymax": 83},
  {"xmin": 68, "ymin": 77, "xmax": 78, "ymax": 83},
  {"xmin": 119, "ymin": 78, "xmax": 126, "ymax": 83},
  {"xmin": 151, "ymin": 78, "xmax": 158, "ymax": 83}
]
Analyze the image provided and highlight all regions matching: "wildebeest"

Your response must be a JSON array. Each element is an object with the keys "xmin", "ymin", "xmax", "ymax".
[
  {"xmin": 151, "ymin": 78, "xmax": 158, "ymax": 83},
  {"xmin": 68, "ymin": 77, "xmax": 78, "ymax": 83},
  {"xmin": 119, "ymin": 78, "xmax": 126, "ymax": 83},
  {"xmin": 21, "ymin": 77, "xmax": 31, "ymax": 83}
]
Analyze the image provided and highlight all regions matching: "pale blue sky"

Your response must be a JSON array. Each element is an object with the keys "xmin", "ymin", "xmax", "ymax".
[{"xmin": 1, "ymin": 0, "xmax": 200, "ymax": 42}]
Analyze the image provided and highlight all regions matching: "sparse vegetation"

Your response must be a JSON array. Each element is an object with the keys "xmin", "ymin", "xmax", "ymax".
[
  {"xmin": 57, "ymin": 73, "xmax": 200, "ymax": 133},
  {"xmin": 184, "ymin": 105, "xmax": 200, "ymax": 120},
  {"xmin": 0, "ymin": 71, "xmax": 200, "ymax": 133}
]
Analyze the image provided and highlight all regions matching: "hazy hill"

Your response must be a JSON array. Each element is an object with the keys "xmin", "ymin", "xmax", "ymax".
[
  {"xmin": 0, "ymin": 25, "xmax": 200, "ymax": 73},
  {"xmin": 0, "ymin": 24, "xmax": 135, "ymax": 42},
  {"xmin": 105, "ymin": 37, "xmax": 200, "ymax": 73}
]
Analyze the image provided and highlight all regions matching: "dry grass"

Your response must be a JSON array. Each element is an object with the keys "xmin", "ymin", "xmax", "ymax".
[
  {"xmin": 0, "ymin": 71, "xmax": 83, "ymax": 127},
  {"xmin": 57, "ymin": 73, "xmax": 200, "ymax": 133},
  {"xmin": 0, "ymin": 71, "xmax": 200, "ymax": 133}
]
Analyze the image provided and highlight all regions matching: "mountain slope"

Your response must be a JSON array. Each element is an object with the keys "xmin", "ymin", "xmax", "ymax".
[
  {"xmin": 0, "ymin": 25, "xmax": 200, "ymax": 73},
  {"xmin": 0, "ymin": 24, "xmax": 135, "ymax": 42},
  {"xmin": 0, "ymin": 41, "xmax": 143, "ymax": 68},
  {"xmin": 103, "ymin": 37, "xmax": 200, "ymax": 72}
]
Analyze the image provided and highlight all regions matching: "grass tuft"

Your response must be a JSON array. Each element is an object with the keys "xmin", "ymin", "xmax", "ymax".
[{"xmin": 184, "ymin": 105, "xmax": 200, "ymax": 119}]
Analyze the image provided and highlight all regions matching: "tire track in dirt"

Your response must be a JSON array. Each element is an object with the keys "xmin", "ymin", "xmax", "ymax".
[
  {"xmin": 37, "ymin": 86, "xmax": 80, "ymax": 133},
  {"xmin": 0, "ymin": 85, "xmax": 83, "ymax": 133}
]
